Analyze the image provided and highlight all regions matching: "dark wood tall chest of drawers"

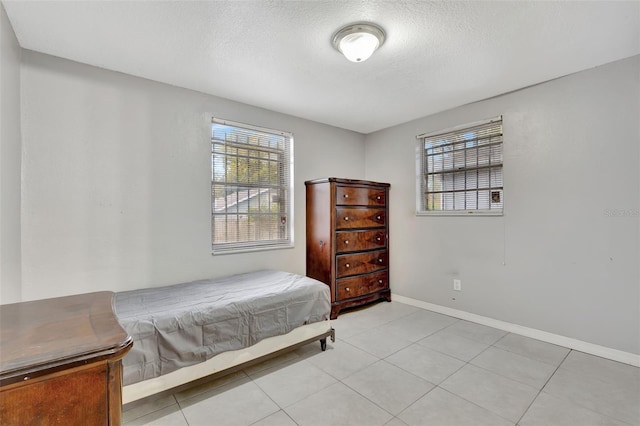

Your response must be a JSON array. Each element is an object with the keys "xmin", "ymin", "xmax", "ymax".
[{"xmin": 305, "ymin": 178, "xmax": 391, "ymax": 319}]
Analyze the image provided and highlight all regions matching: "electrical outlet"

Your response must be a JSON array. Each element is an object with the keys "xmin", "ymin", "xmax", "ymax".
[{"xmin": 453, "ymin": 279, "xmax": 461, "ymax": 291}]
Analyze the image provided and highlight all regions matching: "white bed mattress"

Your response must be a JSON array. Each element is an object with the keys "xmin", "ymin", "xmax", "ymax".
[
  {"xmin": 115, "ymin": 269, "xmax": 330, "ymax": 387},
  {"xmin": 122, "ymin": 320, "xmax": 332, "ymax": 404}
]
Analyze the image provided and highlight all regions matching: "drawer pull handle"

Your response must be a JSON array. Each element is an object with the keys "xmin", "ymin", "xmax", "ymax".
[
  {"xmin": 376, "ymin": 236, "xmax": 382, "ymax": 242},
  {"xmin": 345, "ymin": 287, "xmax": 350, "ymax": 292},
  {"xmin": 378, "ymin": 258, "xmax": 383, "ymax": 263},
  {"xmin": 344, "ymin": 240, "xmax": 349, "ymax": 245},
  {"xmin": 345, "ymin": 263, "xmax": 350, "ymax": 268},
  {"xmin": 376, "ymin": 196, "xmax": 381, "ymax": 200},
  {"xmin": 376, "ymin": 215, "xmax": 381, "ymax": 220},
  {"xmin": 344, "ymin": 194, "xmax": 349, "ymax": 198},
  {"xmin": 344, "ymin": 217, "xmax": 349, "ymax": 221},
  {"xmin": 378, "ymin": 279, "xmax": 383, "ymax": 284}
]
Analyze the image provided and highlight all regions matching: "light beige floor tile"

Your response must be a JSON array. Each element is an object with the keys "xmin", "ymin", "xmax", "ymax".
[
  {"xmin": 494, "ymin": 333, "xmax": 569, "ymax": 366},
  {"xmin": 252, "ymin": 359, "xmax": 337, "ymax": 407},
  {"xmin": 440, "ymin": 364, "xmax": 538, "ymax": 422},
  {"xmin": 344, "ymin": 325, "xmax": 413, "ymax": 359},
  {"xmin": 342, "ymin": 360, "xmax": 434, "ymax": 415},
  {"xmin": 385, "ymin": 343, "xmax": 465, "ymax": 384},
  {"xmin": 374, "ymin": 310, "xmax": 459, "ymax": 342},
  {"xmin": 123, "ymin": 394, "xmax": 177, "ymax": 423},
  {"xmin": 330, "ymin": 311, "xmax": 382, "ymax": 338},
  {"xmin": 125, "ymin": 303, "xmax": 638, "ymax": 426},
  {"xmin": 543, "ymin": 366, "xmax": 640, "ymax": 425},
  {"xmin": 179, "ymin": 379, "xmax": 279, "ymax": 426},
  {"xmin": 443, "ymin": 320, "xmax": 508, "ymax": 345},
  {"xmin": 242, "ymin": 350, "xmax": 302, "ymax": 376},
  {"xmin": 297, "ymin": 339, "xmax": 378, "ymax": 380},
  {"xmin": 560, "ymin": 351, "xmax": 640, "ymax": 388},
  {"xmin": 417, "ymin": 328, "xmax": 490, "ymax": 361},
  {"xmin": 520, "ymin": 392, "xmax": 631, "ymax": 426},
  {"xmin": 174, "ymin": 370, "xmax": 248, "ymax": 402},
  {"xmin": 332, "ymin": 302, "xmax": 419, "ymax": 338},
  {"xmin": 285, "ymin": 382, "xmax": 393, "ymax": 426},
  {"xmin": 123, "ymin": 404, "xmax": 187, "ymax": 426},
  {"xmin": 331, "ymin": 302, "xmax": 421, "ymax": 339},
  {"xmin": 398, "ymin": 387, "xmax": 514, "ymax": 426},
  {"xmin": 250, "ymin": 410, "xmax": 297, "ymax": 426},
  {"xmin": 384, "ymin": 417, "xmax": 409, "ymax": 425},
  {"xmin": 362, "ymin": 301, "xmax": 421, "ymax": 322},
  {"xmin": 471, "ymin": 346, "xmax": 557, "ymax": 389},
  {"xmin": 296, "ymin": 338, "xmax": 333, "ymax": 357}
]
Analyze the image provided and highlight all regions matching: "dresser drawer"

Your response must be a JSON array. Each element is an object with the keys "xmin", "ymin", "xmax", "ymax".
[
  {"xmin": 337, "ymin": 271, "xmax": 388, "ymax": 300},
  {"xmin": 336, "ymin": 230, "xmax": 386, "ymax": 253},
  {"xmin": 335, "ymin": 207, "xmax": 386, "ymax": 229},
  {"xmin": 336, "ymin": 186, "xmax": 386, "ymax": 206},
  {"xmin": 336, "ymin": 250, "xmax": 388, "ymax": 278}
]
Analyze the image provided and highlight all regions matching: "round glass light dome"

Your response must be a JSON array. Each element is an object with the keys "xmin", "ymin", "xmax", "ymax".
[{"xmin": 333, "ymin": 23, "xmax": 385, "ymax": 63}]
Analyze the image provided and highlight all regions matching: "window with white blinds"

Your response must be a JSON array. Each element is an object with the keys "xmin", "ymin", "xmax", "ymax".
[
  {"xmin": 211, "ymin": 118, "xmax": 293, "ymax": 253},
  {"xmin": 416, "ymin": 116, "xmax": 503, "ymax": 215}
]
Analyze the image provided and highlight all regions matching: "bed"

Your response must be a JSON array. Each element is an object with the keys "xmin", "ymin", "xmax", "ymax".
[{"xmin": 114, "ymin": 269, "xmax": 333, "ymax": 405}]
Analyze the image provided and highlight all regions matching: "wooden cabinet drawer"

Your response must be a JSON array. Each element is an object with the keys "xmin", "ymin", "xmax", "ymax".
[
  {"xmin": 336, "ymin": 230, "xmax": 386, "ymax": 253},
  {"xmin": 335, "ymin": 207, "xmax": 386, "ymax": 229},
  {"xmin": 0, "ymin": 292, "xmax": 132, "ymax": 425},
  {"xmin": 336, "ymin": 186, "xmax": 386, "ymax": 206},
  {"xmin": 1, "ymin": 363, "xmax": 108, "ymax": 426},
  {"xmin": 336, "ymin": 250, "xmax": 388, "ymax": 278},
  {"xmin": 337, "ymin": 271, "xmax": 388, "ymax": 300}
]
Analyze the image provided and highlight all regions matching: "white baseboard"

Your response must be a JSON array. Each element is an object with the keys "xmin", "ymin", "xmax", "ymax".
[{"xmin": 392, "ymin": 294, "xmax": 640, "ymax": 368}]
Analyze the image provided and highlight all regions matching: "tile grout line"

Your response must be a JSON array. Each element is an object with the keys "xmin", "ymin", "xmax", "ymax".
[
  {"xmin": 122, "ymin": 394, "xmax": 180, "ymax": 424},
  {"xmin": 417, "ymin": 329, "xmax": 554, "ymax": 425},
  {"xmin": 333, "ymin": 318, "xmax": 435, "ymax": 422},
  {"xmin": 127, "ymin": 302, "xmax": 639, "ymax": 425},
  {"xmin": 338, "ymin": 369, "xmax": 434, "ymax": 420},
  {"xmin": 430, "ymin": 339, "xmax": 520, "ymax": 425},
  {"xmin": 317, "ymin": 337, "xmax": 379, "ymax": 373},
  {"xmin": 393, "ymin": 385, "xmax": 441, "ymax": 423},
  {"xmin": 249, "ymin": 359, "xmax": 340, "ymax": 420},
  {"xmin": 513, "ymin": 348, "xmax": 573, "ymax": 425},
  {"xmin": 431, "ymin": 385, "xmax": 517, "ymax": 425},
  {"xmin": 460, "ymin": 331, "xmax": 574, "ymax": 394},
  {"xmin": 338, "ymin": 321, "xmax": 491, "ymax": 423},
  {"xmin": 179, "ymin": 404, "xmax": 190, "ymax": 426},
  {"xmin": 527, "ymin": 351, "xmax": 640, "ymax": 426},
  {"xmin": 339, "ymin": 314, "xmax": 516, "ymax": 422}
]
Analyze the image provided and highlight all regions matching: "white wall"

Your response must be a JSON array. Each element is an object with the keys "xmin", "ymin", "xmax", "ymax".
[
  {"xmin": 365, "ymin": 55, "xmax": 640, "ymax": 355},
  {"xmin": 19, "ymin": 51, "xmax": 365, "ymax": 301},
  {"xmin": 0, "ymin": 3, "xmax": 22, "ymax": 304},
  {"xmin": 9, "ymin": 26, "xmax": 640, "ymax": 357}
]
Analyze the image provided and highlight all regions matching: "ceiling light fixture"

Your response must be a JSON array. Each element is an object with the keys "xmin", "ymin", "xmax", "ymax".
[{"xmin": 332, "ymin": 22, "xmax": 385, "ymax": 63}]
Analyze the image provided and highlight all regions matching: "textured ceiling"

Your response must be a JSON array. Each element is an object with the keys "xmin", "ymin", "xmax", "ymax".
[{"xmin": 3, "ymin": 1, "xmax": 639, "ymax": 134}]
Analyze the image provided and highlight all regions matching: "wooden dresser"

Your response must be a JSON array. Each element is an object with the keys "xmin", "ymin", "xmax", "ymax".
[
  {"xmin": 306, "ymin": 178, "xmax": 391, "ymax": 319},
  {"xmin": 0, "ymin": 292, "xmax": 133, "ymax": 425}
]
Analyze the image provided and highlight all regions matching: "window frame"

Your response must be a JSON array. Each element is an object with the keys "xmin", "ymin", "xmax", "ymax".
[
  {"xmin": 210, "ymin": 117, "xmax": 294, "ymax": 254},
  {"xmin": 415, "ymin": 116, "xmax": 504, "ymax": 216}
]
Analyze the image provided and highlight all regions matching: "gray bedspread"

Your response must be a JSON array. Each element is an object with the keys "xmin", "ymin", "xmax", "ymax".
[{"xmin": 114, "ymin": 269, "xmax": 330, "ymax": 386}]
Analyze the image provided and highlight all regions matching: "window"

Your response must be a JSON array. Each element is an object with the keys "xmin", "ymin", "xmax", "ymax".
[
  {"xmin": 211, "ymin": 118, "xmax": 293, "ymax": 253},
  {"xmin": 416, "ymin": 116, "xmax": 503, "ymax": 215}
]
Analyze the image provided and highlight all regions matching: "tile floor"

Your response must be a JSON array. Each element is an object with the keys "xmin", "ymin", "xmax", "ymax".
[{"xmin": 123, "ymin": 301, "xmax": 640, "ymax": 426}]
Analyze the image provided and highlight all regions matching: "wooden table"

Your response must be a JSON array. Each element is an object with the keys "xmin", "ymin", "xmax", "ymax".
[{"xmin": 0, "ymin": 291, "xmax": 132, "ymax": 425}]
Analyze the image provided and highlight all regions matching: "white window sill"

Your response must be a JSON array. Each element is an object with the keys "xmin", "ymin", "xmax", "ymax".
[
  {"xmin": 211, "ymin": 243, "xmax": 294, "ymax": 256},
  {"xmin": 416, "ymin": 209, "xmax": 503, "ymax": 217}
]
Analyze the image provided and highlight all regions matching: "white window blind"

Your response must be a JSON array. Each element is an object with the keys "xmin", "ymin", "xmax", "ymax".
[
  {"xmin": 211, "ymin": 118, "xmax": 293, "ymax": 253},
  {"xmin": 417, "ymin": 116, "xmax": 503, "ymax": 215}
]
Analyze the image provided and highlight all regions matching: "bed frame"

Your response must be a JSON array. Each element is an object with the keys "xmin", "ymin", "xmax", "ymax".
[{"xmin": 122, "ymin": 320, "xmax": 334, "ymax": 408}]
